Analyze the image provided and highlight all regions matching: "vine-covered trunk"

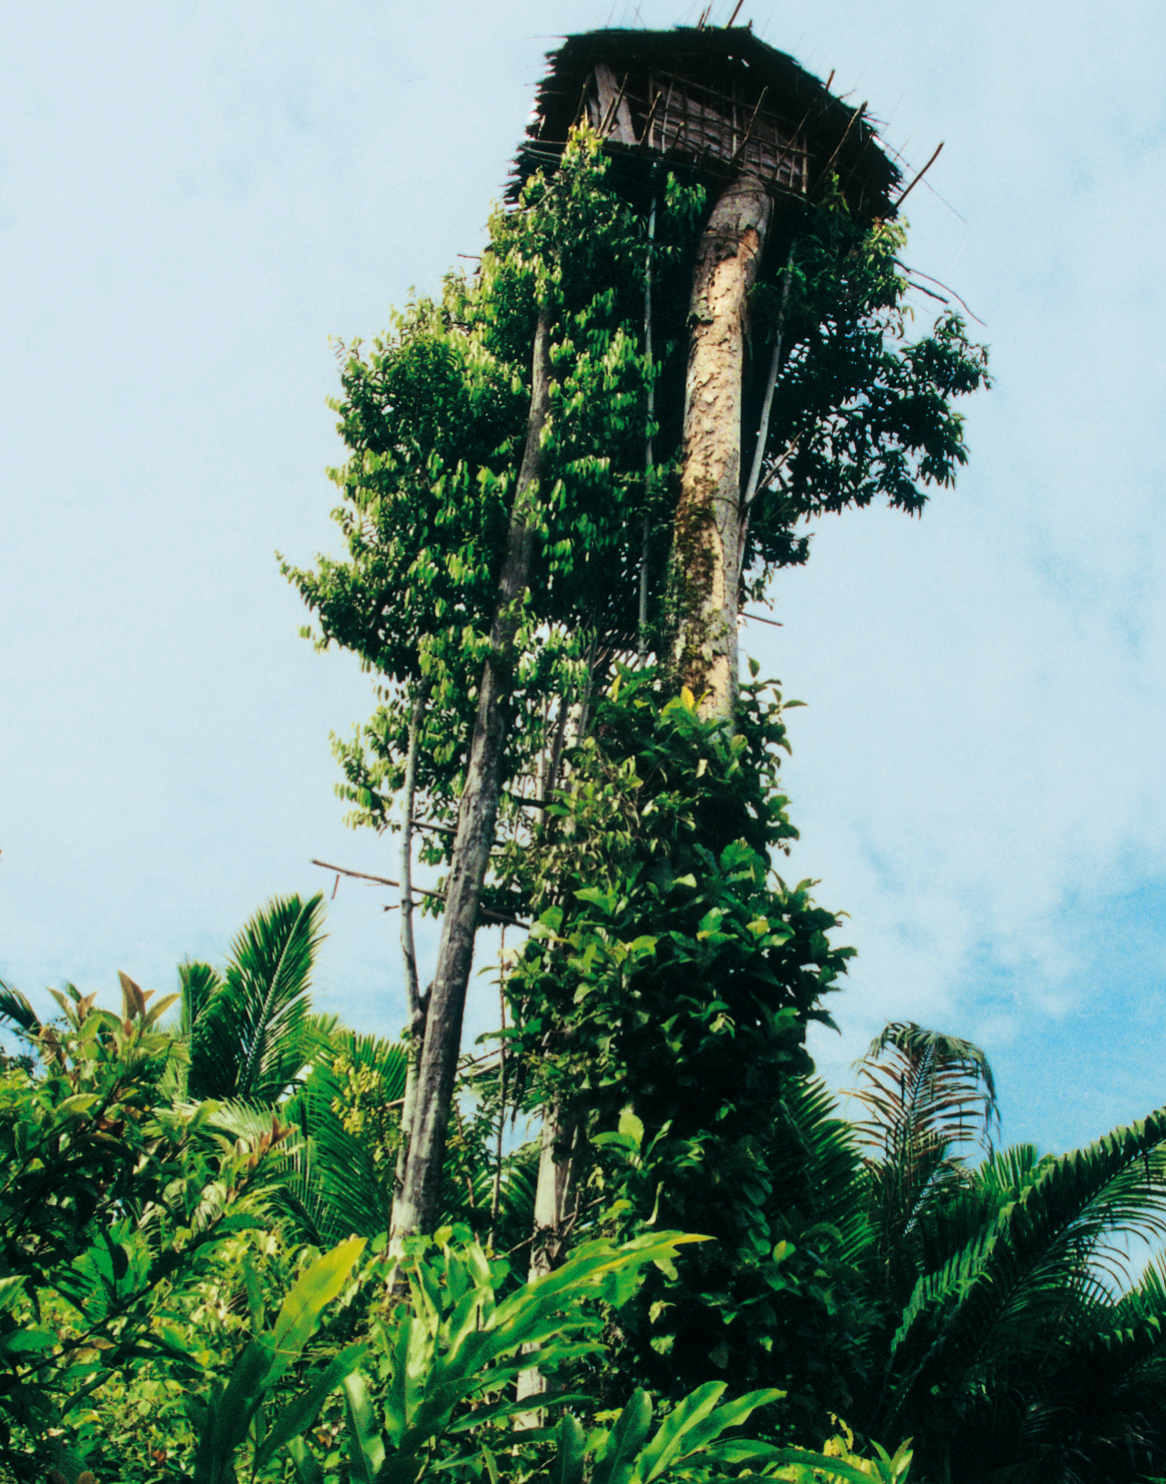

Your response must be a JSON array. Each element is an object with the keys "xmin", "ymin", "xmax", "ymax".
[
  {"xmin": 668, "ymin": 175, "xmax": 773, "ymax": 719},
  {"xmin": 391, "ymin": 308, "xmax": 553, "ymax": 1239}
]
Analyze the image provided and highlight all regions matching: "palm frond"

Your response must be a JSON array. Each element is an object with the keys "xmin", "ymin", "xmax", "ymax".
[
  {"xmin": 189, "ymin": 893, "xmax": 324, "ymax": 1104},
  {"xmin": 321, "ymin": 1029, "xmax": 409, "ymax": 1102},
  {"xmin": 771, "ymin": 1076, "xmax": 872, "ymax": 1265},
  {"xmin": 975, "ymin": 1142, "xmax": 1046, "ymax": 1202},
  {"xmin": 178, "ymin": 961, "xmax": 222, "ymax": 1041},
  {"xmin": 852, "ymin": 1022, "xmax": 999, "ymax": 1305},
  {"xmin": 854, "ymin": 1021, "xmax": 999, "ymax": 1159},
  {"xmin": 286, "ymin": 1119, "xmax": 394, "ymax": 1245},
  {"xmin": 913, "ymin": 1144, "xmax": 1048, "ymax": 1278},
  {"xmin": 885, "ymin": 1105, "xmax": 1166, "ymax": 1431},
  {"xmin": 0, "ymin": 980, "xmax": 42, "ymax": 1038},
  {"xmin": 282, "ymin": 1030, "xmax": 410, "ymax": 1242}
]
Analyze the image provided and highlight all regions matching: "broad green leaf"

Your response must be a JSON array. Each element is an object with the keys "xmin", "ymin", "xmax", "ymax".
[
  {"xmin": 638, "ymin": 1381, "xmax": 725, "ymax": 1482},
  {"xmin": 343, "ymin": 1372, "xmax": 386, "ymax": 1484},
  {"xmin": 191, "ymin": 1344, "xmax": 272, "ymax": 1484},
  {"xmin": 717, "ymin": 1444, "xmax": 878, "ymax": 1484},
  {"xmin": 591, "ymin": 1389, "xmax": 653, "ymax": 1484},
  {"xmin": 657, "ymin": 1388, "xmax": 783, "ymax": 1465},
  {"xmin": 441, "ymin": 1281, "xmax": 491, "ymax": 1369},
  {"xmin": 0, "ymin": 1276, "xmax": 25, "ymax": 1311},
  {"xmin": 286, "ymin": 1437, "xmax": 325, "ymax": 1484},
  {"xmin": 51, "ymin": 1093, "xmax": 101, "ymax": 1123},
  {"xmin": 256, "ymin": 1342, "xmax": 369, "ymax": 1469},
  {"xmin": 268, "ymin": 1236, "xmax": 365, "ymax": 1383},
  {"xmin": 0, "ymin": 1327, "xmax": 54, "ymax": 1356},
  {"xmin": 551, "ymin": 1414, "xmax": 586, "ymax": 1484}
]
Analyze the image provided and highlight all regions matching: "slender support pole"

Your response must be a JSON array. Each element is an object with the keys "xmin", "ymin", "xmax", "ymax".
[
  {"xmin": 742, "ymin": 243, "xmax": 796, "ymax": 511},
  {"xmin": 393, "ymin": 678, "xmax": 431, "ymax": 1201},
  {"xmin": 488, "ymin": 938, "xmax": 508, "ymax": 1251},
  {"xmin": 638, "ymin": 195, "xmax": 657, "ymax": 662},
  {"xmin": 391, "ymin": 307, "xmax": 553, "ymax": 1240}
]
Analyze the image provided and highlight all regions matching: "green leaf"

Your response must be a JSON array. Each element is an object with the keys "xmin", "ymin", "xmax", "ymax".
[
  {"xmin": 343, "ymin": 1372, "xmax": 387, "ymax": 1484},
  {"xmin": 286, "ymin": 1438, "xmax": 326, "ymax": 1484},
  {"xmin": 268, "ymin": 1236, "xmax": 366, "ymax": 1384},
  {"xmin": 658, "ymin": 1388, "xmax": 784, "ymax": 1466},
  {"xmin": 591, "ymin": 1389, "xmax": 653, "ymax": 1484},
  {"xmin": 256, "ymin": 1342, "xmax": 369, "ymax": 1469},
  {"xmin": 191, "ymin": 1344, "xmax": 273, "ymax": 1484},
  {"xmin": 0, "ymin": 1327, "xmax": 54, "ymax": 1357},
  {"xmin": 550, "ymin": 1414, "xmax": 586, "ymax": 1484},
  {"xmin": 704, "ymin": 1443, "xmax": 879, "ymax": 1483},
  {"xmin": 0, "ymin": 1277, "xmax": 26, "ymax": 1313},
  {"xmin": 637, "ymin": 1381, "xmax": 725, "ymax": 1482}
]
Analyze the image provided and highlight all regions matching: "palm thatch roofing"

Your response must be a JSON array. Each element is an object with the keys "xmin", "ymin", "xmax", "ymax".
[{"xmin": 512, "ymin": 27, "xmax": 901, "ymax": 222}]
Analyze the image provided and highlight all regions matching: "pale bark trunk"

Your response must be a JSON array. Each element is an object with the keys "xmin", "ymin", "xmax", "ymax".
[
  {"xmin": 391, "ymin": 308, "xmax": 553, "ymax": 1239},
  {"xmin": 668, "ymin": 176, "xmax": 772, "ymax": 719},
  {"xmin": 515, "ymin": 1107, "xmax": 580, "ymax": 1415}
]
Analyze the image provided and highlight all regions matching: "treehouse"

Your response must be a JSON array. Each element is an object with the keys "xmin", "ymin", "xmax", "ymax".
[
  {"xmin": 514, "ymin": 26, "xmax": 901, "ymax": 221},
  {"xmin": 508, "ymin": 27, "xmax": 908, "ymax": 718}
]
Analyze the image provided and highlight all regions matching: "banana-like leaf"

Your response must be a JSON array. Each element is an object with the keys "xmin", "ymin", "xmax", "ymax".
[
  {"xmin": 191, "ymin": 1345, "xmax": 273, "ymax": 1484},
  {"xmin": 343, "ymin": 1372, "xmax": 387, "ymax": 1484},
  {"xmin": 704, "ymin": 1441, "xmax": 889, "ymax": 1483},
  {"xmin": 190, "ymin": 1239, "xmax": 366, "ymax": 1484},
  {"xmin": 591, "ymin": 1388, "xmax": 654, "ymax": 1484},
  {"xmin": 286, "ymin": 1437, "xmax": 326, "ymax": 1484},
  {"xmin": 255, "ymin": 1340, "xmax": 369, "ymax": 1469},
  {"xmin": 550, "ymin": 1415, "xmax": 586, "ymax": 1484},
  {"xmin": 646, "ymin": 1386, "xmax": 783, "ymax": 1474},
  {"xmin": 637, "ymin": 1381, "xmax": 726, "ymax": 1482},
  {"xmin": 269, "ymin": 1236, "xmax": 366, "ymax": 1384},
  {"xmin": 336, "ymin": 1232, "xmax": 703, "ymax": 1484}
]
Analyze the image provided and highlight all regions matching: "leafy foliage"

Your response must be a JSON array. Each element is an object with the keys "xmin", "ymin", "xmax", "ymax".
[
  {"xmin": 831, "ymin": 1024, "xmax": 1166, "ymax": 1482},
  {"xmin": 283, "ymin": 132, "xmax": 666, "ymax": 841},
  {"xmin": 500, "ymin": 666, "xmax": 863, "ymax": 1419},
  {"xmin": 182, "ymin": 893, "xmax": 326, "ymax": 1105},
  {"xmin": 742, "ymin": 207, "xmax": 989, "ymax": 595},
  {"xmin": 0, "ymin": 975, "xmax": 284, "ymax": 1478},
  {"xmin": 281, "ymin": 1032, "xmax": 534, "ymax": 1249},
  {"xmin": 188, "ymin": 1237, "xmax": 369, "ymax": 1484},
  {"xmin": 285, "ymin": 129, "xmax": 988, "ymax": 861}
]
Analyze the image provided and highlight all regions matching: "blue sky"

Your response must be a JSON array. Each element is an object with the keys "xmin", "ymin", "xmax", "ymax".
[{"xmin": 3, "ymin": 0, "xmax": 1166, "ymax": 1156}]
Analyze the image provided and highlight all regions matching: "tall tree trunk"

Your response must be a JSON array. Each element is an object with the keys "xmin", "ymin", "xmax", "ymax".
[
  {"xmin": 391, "ymin": 307, "xmax": 553, "ymax": 1239},
  {"xmin": 668, "ymin": 175, "xmax": 772, "ymax": 719},
  {"xmin": 516, "ymin": 1106, "xmax": 580, "ymax": 1411}
]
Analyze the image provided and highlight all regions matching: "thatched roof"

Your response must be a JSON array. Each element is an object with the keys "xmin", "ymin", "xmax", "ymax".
[{"xmin": 512, "ymin": 27, "xmax": 901, "ymax": 221}]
